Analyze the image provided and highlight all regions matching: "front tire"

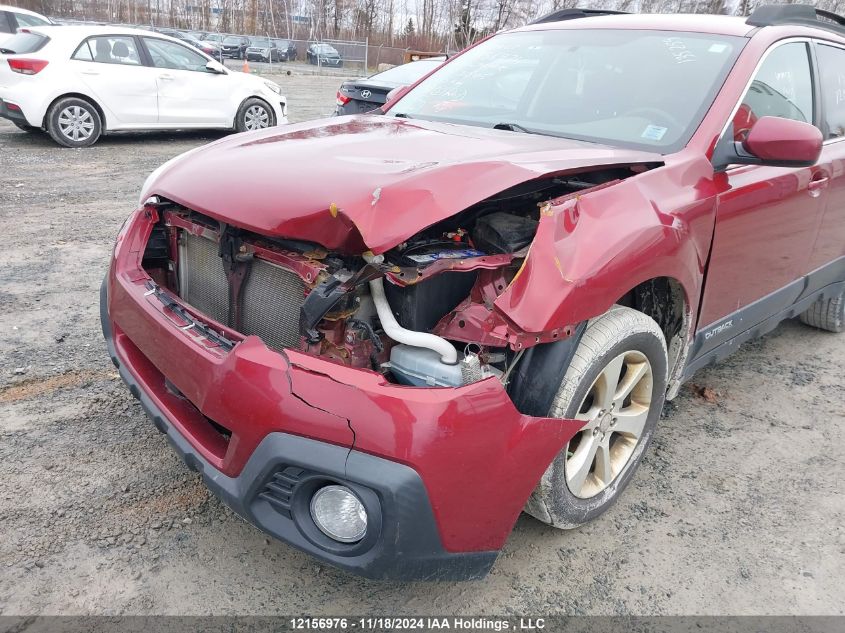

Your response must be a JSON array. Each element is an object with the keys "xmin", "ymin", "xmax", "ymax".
[
  {"xmin": 46, "ymin": 97, "xmax": 102, "ymax": 148},
  {"xmin": 800, "ymin": 288, "xmax": 845, "ymax": 333},
  {"xmin": 525, "ymin": 306, "xmax": 668, "ymax": 529},
  {"xmin": 235, "ymin": 98, "xmax": 275, "ymax": 132}
]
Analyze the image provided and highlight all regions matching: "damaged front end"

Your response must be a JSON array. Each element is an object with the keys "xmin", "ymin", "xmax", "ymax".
[
  {"xmin": 139, "ymin": 163, "xmax": 654, "ymax": 395},
  {"xmin": 103, "ymin": 125, "xmax": 668, "ymax": 576}
]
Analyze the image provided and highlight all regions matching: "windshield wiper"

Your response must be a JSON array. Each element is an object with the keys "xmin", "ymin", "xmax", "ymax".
[
  {"xmin": 0, "ymin": 48, "xmax": 14, "ymax": 54},
  {"xmin": 393, "ymin": 112, "xmax": 413, "ymax": 119},
  {"xmin": 493, "ymin": 122, "xmax": 536, "ymax": 134}
]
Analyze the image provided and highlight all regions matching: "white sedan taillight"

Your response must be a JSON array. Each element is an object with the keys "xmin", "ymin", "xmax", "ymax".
[{"xmin": 7, "ymin": 58, "xmax": 49, "ymax": 75}]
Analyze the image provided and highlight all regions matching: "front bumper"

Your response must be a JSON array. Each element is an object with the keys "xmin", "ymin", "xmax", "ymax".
[
  {"xmin": 102, "ymin": 279, "xmax": 496, "ymax": 580},
  {"xmin": 101, "ymin": 208, "xmax": 582, "ymax": 579}
]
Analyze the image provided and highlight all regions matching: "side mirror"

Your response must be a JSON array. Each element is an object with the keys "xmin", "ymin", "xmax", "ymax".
[
  {"xmin": 713, "ymin": 115, "xmax": 822, "ymax": 171},
  {"xmin": 205, "ymin": 60, "xmax": 226, "ymax": 74}
]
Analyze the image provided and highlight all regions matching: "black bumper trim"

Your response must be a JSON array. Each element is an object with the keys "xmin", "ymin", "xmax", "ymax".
[
  {"xmin": 0, "ymin": 99, "xmax": 28, "ymax": 124},
  {"xmin": 100, "ymin": 277, "xmax": 496, "ymax": 580}
]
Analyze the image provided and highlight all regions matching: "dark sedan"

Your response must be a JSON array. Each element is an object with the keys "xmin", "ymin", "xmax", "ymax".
[
  {"xmin": 154, "ymin": 30, "xmax": 222, "ymax": 58},
  {"xmin": 273, "ymin": 39, "xmax": 297, "ymax": 61},
  {"xmin": 220, "ymin": 35, "xmax": 252, "ymax": 59},
  {"xmin": 335, "ymin": 57, "xmax": 445, "ymax": 115},
  {"xmin": 307, "ymin": 43, "xmax": 342, "ymax": 67}
]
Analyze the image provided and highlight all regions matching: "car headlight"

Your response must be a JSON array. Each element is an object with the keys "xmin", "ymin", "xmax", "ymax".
[
  {"xmin": 264, "ymin": 80, "xmax": 281, "ymax": 95},
  {"xmin": 310, "ymin": 485, "xmax": 367, "ymax": 543}
]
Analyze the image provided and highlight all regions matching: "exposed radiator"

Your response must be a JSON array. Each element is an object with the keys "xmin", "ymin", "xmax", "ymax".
[{"xmin": 177, "ymin": 230, "xmax": 305, "ymax": 350}]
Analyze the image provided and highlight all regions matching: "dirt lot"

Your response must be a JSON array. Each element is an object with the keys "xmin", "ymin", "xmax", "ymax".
[{"xmin": 0, "ymin": 71, "xmax": 843, "ymax": 616}]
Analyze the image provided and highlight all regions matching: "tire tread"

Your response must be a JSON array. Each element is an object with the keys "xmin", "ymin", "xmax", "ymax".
[
  {"xmin": 799, "ymin": 292, "xmax": 844, "ymax": 333},
  {"xmin": 526, "ymin": 305, "xmax": 668, "ymax": 529}
]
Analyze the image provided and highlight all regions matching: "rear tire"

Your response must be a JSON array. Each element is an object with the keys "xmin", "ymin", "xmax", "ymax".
[
  {"xmin": 46, "ymin": 97, "xmax": 102, "ymax": 148},
  {"xmin": 799, "ymin": 289, "xmax": 845, "ymax": 333},
  {"xmin": 235, "ymin": 98, "xmax": 275, "ymax": 132},
  {"xmin": 525, "ymin": 306, "xmax": 668, "ymax": 529}
]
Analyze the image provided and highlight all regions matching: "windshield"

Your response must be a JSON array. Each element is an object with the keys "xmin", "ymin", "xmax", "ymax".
[
  {"xmin": 390, "ymin": 29, "xmax": 744, "ymax": 152},
  {"xmin": 314, "ymin": 44, "xmax": 335, "ymax": 53},
  {"xmin": 371, "ymin": 59, "xmax": 444, "ymax": 84},
  {"xmin": 223, "ymin": 36, "xmax": 241, "ymax": 45}
]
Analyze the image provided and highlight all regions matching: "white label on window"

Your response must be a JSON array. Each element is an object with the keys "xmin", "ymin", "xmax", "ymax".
[{"xmin": 641, "ymin": 125, "xmax": 668, "ymax": 141}]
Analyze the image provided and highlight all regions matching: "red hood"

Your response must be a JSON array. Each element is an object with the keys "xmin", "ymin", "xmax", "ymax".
[{"xmin": 144, "ymin": 115, "xmax": 663, "ymax": 254}]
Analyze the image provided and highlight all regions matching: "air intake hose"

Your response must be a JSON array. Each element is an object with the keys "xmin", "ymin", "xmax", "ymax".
[{"xmin": 369, "ymin": 277, "xmax": 458, "ymax": 365}]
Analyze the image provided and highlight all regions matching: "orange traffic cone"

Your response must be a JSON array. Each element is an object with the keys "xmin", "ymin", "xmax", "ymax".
[{"xmin": 242, "ymin": 58, "xmax": 250, "ymax": 73}]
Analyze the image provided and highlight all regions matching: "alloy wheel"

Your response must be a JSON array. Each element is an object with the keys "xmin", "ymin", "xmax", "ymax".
[
  {"xmin": 565, "ymin": 350, "xmax": 654, "ymax": 499},
  {"xmin": 58, "ymin": 106, "xmax": 95, "ymax": 142},
  {"xmin": 244, "ymin": 105, "xmax": 270, "ymax": 131}
]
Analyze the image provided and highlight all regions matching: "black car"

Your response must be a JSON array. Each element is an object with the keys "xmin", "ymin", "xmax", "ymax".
[
  {"xmin": 220, "ymin": 35, "xmax": 252, "ymax": 59},
  {"xmin": 335, "ymin": 57, "xmax": 446, "ymax": 115},
  {"xmin": 306, "ymin": 43, "xmax": 342, "ymax": 67},
  {"xmin": 245, "ymin": 38, "xmax": 297, "ymax": 62},
  {"xmin": 201, "ymin": 33, "xmax": 226, "ymax": 44},
  {"xmin": 156, "ymin": 29, "xmax": 211, "ymax": 52},
  {"xmin": 273, "ymin": 39, "xmax": 297, "ymax": 61}
]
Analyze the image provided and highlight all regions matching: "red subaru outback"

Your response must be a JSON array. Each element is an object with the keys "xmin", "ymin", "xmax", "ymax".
[{"xmin": 101, "ymin": 5, "xmax": 845, "ymax": 579}]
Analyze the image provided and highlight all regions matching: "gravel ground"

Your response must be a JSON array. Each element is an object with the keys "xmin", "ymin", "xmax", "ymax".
[{"xmin": 0, "ymin": 72, "xmax": 843, "ymax": 616}]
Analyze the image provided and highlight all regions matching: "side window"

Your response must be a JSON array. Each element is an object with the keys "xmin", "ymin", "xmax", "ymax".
[
  {"xmin": 0, "ymin": 12, "xmax": 12, "ymax": 34},
  {"xmin": 733, "ymin": 42, "xmax": 814, "ymax": 140},
  {"xmin": 72, "ymin": 39, "xmax": 93, "ymax": 61},
  {"xmin": 143, "ymin": 38, "xmax": 209, "ymax": 72},
  {"xmin": 817, "ymin": 44, "xmax": 845, "ymax": 139},
  {"xmin": 13, "ymin": 12, "xmax": 50, "ymax": 27},
  {"xmin": 72, "ymin": 36, "xmax": 142, "ymax": 65}
]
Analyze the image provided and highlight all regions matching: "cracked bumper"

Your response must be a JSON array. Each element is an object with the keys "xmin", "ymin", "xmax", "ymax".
[
  {"xmin": 101, "ymin": 276, "xmax": 497, "ymax": 580},
  {"xmin": 100, "ymin": 209, "xmax": 583, "ymax": 578}
]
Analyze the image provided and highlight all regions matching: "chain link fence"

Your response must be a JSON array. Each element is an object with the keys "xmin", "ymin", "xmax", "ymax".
[{"xmin": 49, "ymin": 16, "xmax": 410, "ymax": 77}]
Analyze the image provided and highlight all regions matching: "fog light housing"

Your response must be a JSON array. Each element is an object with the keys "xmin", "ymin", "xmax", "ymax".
[{"xmin": 310, "ymin": 485, "xmax": 367, "ymax": 543}]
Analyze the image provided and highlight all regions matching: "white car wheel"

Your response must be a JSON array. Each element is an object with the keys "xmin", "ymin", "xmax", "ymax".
[
  {"xmin": 236, "ymin": 98, "xmax": 275, "ymax": 133},
  {"xmin": 46, "ymin": 97, "xmax": 102, "ymax": 148}
]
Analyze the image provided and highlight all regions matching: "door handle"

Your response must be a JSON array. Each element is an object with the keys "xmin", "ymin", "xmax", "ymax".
[
  {"xmin": 159, "ymin": 73, "xmax": 174, "ymax": 81},
  {"xmin": 808, "ymin": 176, "xmax": 830, "ymax": 198},
  {"xmin": 80, "ymin": 69, "xmax": 100, "ymax": 76}
]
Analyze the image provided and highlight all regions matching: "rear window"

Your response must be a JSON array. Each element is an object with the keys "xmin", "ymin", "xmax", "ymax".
[{"xmin": 0, "ymin": 31, "xmax": 49, "ymax": 54}]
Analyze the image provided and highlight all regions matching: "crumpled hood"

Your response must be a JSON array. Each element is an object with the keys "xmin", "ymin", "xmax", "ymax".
[{"xmin": 143, "ymin": 115, "xmax": 662, "ymax": 254}]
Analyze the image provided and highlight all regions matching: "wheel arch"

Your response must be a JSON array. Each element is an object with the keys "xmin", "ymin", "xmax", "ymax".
[
  {"xmin": 507, "ymin": 275, "xmax": 693, "ymax": 416},
  {"xmin": 43, "ymin": 92, "xmax": 108, "ymax": 131},
  {"xmin": 615, "ymin": 276, "xmax": 692, "ymax": 399}
]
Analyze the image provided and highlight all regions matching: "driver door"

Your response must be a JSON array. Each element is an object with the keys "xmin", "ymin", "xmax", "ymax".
[
  {"xmin": 141, "ymin": 37, "xmax": 232, "ymax": 127},
  {"xmin": 697, "ymin": 41, "xmax": 831, "ymax": 353}
]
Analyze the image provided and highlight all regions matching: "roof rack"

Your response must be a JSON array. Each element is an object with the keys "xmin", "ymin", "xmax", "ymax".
[
  {"xmin": 746, "ymin": 4, "xmax": 845, "ymax": 36},
  {"xmin": 530, "ymin": 8, "xmax": 628, "ymax": 26}
]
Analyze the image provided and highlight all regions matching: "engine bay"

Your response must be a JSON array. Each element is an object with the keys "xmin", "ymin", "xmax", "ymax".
[{"xmin": 140, "ymin": 166, "xmax": 646, "ymax": 388}]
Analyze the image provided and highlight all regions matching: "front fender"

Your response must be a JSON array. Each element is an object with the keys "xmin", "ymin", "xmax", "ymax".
[{"xmin": 495, "ymin": 167, "xmax": 712, "ymax": 334}]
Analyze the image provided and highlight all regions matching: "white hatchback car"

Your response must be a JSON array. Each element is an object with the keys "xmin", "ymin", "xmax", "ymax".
[
  {"xmin": 0, "ymin": 4, "xmax": 51, "ymax": 48},
  {"xmin": 0, "ymin": 25, "xmax": 288, "ymax": 147}
]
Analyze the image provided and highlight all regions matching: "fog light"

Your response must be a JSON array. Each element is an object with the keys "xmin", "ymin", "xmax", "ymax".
[{"xmin": 310, "ymin": 485, "xmax": 367, "ymax": 543}]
